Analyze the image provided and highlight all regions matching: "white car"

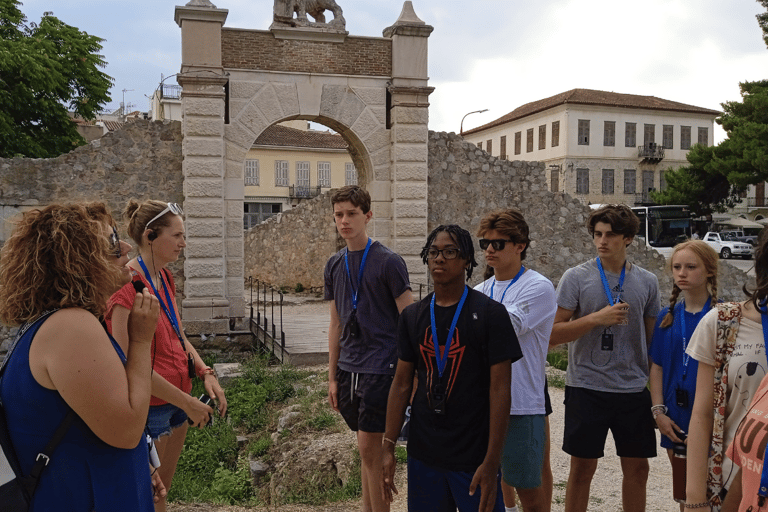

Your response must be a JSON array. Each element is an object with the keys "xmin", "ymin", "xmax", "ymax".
[{"xmin": 703, "ymin": 232, "xmax": 754, "ymax": 260}]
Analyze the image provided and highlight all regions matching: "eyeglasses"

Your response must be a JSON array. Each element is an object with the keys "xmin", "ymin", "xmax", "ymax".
[
  {"xmin": 427, "ymin": 248, "xmax": 461, "ymax": 260},
  {"xmin": 109, "ymin": 226, "xmax": 121, "ymax": 258},
  {"xmin": 479, "ymin": 239, "xmax": 514, "ymax": 251},
  {"xmin": 145, "ymin": 202, "xmax": 183, "ymax": 231}
]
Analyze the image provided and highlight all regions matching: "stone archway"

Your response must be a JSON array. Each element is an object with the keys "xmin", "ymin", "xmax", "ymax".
[{"xmin": 174, "ymin": 0, "xmax": 433, "ymax": 332}]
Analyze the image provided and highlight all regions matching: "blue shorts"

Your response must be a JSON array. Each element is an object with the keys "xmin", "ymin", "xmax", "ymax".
[
  {"xmin": 146, "ymin": 403, "xmax": 188, "ymax": 439},
  {"xmin": 407, "ymin": 456, "xmax": 505, "ymax": 512},
  {"xmin": 501, "ymin": 414, "xmax": 546, "ymax": 489}
]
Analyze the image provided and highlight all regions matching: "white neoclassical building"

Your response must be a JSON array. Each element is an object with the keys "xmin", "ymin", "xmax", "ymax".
[{"xmin": 462, "ymin": 89, "xmax": 720, "ymax": 206}]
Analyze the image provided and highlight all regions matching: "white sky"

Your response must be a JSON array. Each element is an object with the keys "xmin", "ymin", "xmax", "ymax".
[{"xmin": 19, "ymin": 0, "xmax": 768, "ymax": 144}]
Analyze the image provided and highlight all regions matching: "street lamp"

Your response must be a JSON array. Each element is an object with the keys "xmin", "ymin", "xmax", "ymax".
[{"xmin": 460, "ymin": 109, "xmax": 488, "ymax": 135}]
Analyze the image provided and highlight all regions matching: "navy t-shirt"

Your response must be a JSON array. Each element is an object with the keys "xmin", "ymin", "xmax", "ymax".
[
  {"xmin": 324, "ymin": 240, "xmax": 411, "ymax": 375},
  {"xmin": 398, "ymin": 288, "xmax": 522, "ymax": 472}
]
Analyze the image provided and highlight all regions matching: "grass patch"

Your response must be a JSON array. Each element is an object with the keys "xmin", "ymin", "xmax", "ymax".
[
  {"xmin": 281, "ymin": 449, "xmax": 362, "ymax": 505},
  {"xmin": 546, "ymin": 349, "xmax": 568, "ymax": 371}
]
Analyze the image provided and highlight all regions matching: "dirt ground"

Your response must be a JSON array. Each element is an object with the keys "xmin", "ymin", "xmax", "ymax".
[{"xmin": 168, "ymin": 373, "xmax": 679, "ymax": 512}]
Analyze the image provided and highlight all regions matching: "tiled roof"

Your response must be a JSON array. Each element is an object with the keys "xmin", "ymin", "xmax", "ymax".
[
  {"xmin": 254, "ymin": 124, "xmax": 348, "ymax": 150},
  {"xmin": 463, "ymin": 88, "xmax": 722, "ymax": 136}
]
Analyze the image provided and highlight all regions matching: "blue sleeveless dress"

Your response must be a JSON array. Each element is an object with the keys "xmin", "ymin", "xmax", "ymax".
[{"xmin": 0, "ymin": 312, "xmax": 154, "ymax": 511}]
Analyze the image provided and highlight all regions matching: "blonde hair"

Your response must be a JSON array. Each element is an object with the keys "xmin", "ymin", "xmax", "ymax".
[
  {"xmin": 124, "ymin": 199, "xmax": 179, "ymax": 247},
  {"xmin": 659, "ymin": 240, "xmax": 719, "ymax": 328},
  {"xmin": 0, "ymin": 203, "xmax": 121, "ymax": 325}
]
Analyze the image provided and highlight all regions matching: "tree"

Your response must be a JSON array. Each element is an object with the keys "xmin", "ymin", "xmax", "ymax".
[
  {"xmin": 0, "ymin": 0, "xmax": 112, "ymax": 158},
  {"xmin": 759, "ymin": 0, "xmax": 768, "ymax": 48}
]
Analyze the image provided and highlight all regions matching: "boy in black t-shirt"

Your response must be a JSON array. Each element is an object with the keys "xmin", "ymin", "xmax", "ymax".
[{"xmin": 381, "ymin": 225, "xmax": 522, "ymax": 512}]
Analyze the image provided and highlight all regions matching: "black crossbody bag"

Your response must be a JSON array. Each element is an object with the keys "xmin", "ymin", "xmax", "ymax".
[{"xmin": 0, "ymin": 310, "xmax": 75, "ymax": 511}]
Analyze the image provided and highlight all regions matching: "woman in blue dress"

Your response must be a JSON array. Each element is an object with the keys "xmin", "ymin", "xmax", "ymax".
[
  {"xmin": 649, "ymin": 239, "xmax": 719, "ymax": 511},
  {"xmin": 0, "ymin": 203, "xmax": 161, "ymax": 511}
]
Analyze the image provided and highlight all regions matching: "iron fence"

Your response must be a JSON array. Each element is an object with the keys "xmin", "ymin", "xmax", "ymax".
[{"xmin": 248, "ymin": 277, "xmax": 287, "ymax": 363}]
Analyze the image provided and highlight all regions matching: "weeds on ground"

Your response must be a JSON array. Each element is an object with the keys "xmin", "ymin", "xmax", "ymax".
[
  {"xmin": 547, "ymin": 349, "xmax": 568, "ymax": 371},
  {"xmin": 281, "ymin": 449, "xmax": 362, "ymax": 505}
]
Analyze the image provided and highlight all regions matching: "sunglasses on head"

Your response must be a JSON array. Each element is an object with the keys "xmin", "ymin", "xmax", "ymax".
[
  {"xmin": 144, "ymin": 202, "xmax": 183, "ymax": 231},
  {"xmin": 479, "ymin": 238, "xmax": 514, "ymax": 251},
  {"xmin": 109, "ymin": 226, "xmax": 121, "ymax": 258}
]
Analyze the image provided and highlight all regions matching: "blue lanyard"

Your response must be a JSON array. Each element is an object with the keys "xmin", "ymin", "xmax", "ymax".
[
  {"xmin": 676, "ymin": 296, "xmax": 711, "ymax": 380},
  {"xmin": 490, "ymin": 266, "xmax": 525, "ymax": 304},
  {"xmin": 596, "ymin": 257, "xmax": 626, "ymax": 306},
  {"xmin": 344, "ymin": 238, "xmax": 372, "ymax": 311},
  {"xmin": 137, "ymin": 256, "xmax": 182, "ymax": 342},
  {"xmin": 430, "ymin": 286, "xmax": 469, "ymax": 378}
]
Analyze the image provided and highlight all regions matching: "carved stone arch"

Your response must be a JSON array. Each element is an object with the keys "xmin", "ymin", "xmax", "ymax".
[{"xmin": 175, "ymin": 0, "xmax": 433, "ymax": 333}]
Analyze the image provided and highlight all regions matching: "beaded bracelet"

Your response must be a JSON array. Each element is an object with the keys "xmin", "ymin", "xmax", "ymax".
[
  {"xmin": 683, "ymin": 502, "xmax": 710, "ymax": 509},
  {"xmin": 197, "ymin": 366, "xmax": 215, "ymax": 379}
]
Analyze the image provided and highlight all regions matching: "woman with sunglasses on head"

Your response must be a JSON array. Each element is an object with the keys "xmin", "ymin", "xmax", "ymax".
[
  {"xmin": 648, "ymin": 240, "xmax": 718, "ymax": 511},
  {"xmin": 0, "ymin": 202, "xmax": 161, "ymax": 511},
  {"xmin": 106, "ymin": 199, "xmax": 227, "ymax": 512}
]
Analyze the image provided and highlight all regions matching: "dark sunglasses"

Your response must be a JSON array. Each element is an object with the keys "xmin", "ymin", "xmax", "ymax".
[
  {"xmin": 109, "ymin": 226, "xmax": 121, "ymax": 258},
  {"xmin": 479, "ymin": 238, "xmax": 514, "ymax": 251}
]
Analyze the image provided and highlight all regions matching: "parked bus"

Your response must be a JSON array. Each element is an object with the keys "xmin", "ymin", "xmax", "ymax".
[{"xmin": 631, "ymin": 205, "xmax": 693, "ymax": 258}]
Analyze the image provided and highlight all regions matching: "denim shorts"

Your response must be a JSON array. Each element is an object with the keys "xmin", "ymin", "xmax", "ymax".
[{"xmin": 146, "ymin": 403, "xmax": 188, "ymax": 439}]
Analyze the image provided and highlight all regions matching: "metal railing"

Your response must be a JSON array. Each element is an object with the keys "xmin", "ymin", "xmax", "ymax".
[
  {"xmin": 248, "ymin": 277, "xmax": 287, "ymax": 363},
  {"xmin": 638, "ymin": 144, "xmax": 664, "ymax": 162},
  {"xmin": 289, "ymin": 185, "xmax": 321, "ymax": 199},
  {"xmin": 160, "ymin": 84, "xmax": 181, "ymax": 100}
]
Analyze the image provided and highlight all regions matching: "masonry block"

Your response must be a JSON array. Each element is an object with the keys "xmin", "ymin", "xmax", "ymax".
[
  {"xmin": 394, "ymin": 201, "xmax": 428, "ymax": 218},
  {"xmin": 184, "ymin": 179, "xmax": 223, "ymax": 198},
  {"xmin": 184, "ymin": 200, "xmax": 224, "ymax": 218},
  {"xmin": 227, "ymin": 219, "xmax": 243, "ymax": 238},
  {"xmin": 185, "ymin": 240, "xmax": 225, "ymax": 258},
  {"xmin": 185, "ymin": 219, "xmax": 225, "ymax": 238},
  {"xmin": 226, "ymin": 258, "xmax": 244, "ymax": 277},
  {"xmin": 226, "ymin": 201, "xmax": 243, "ymax": 218},
  {"xmin": 227, "ymin": 239, "xmax": 244, "ymax": 257},
  {"xmin": 224, "ymin": 123, "xmax": 257, "ymax": 150},
  {"xmin": 185, "ymin": 158, "xmax": 223, "ymax": 178},
  {"xmin": 226, "ymin": 277, "xmax": 244, "ymax": 296},
  {"xmin": 236, "ymin": 102, "xmax": 268, "ymax": 137},
  {"xmin": 256, "ymin": 85, "xmax": 283, "ymax": 124},
  {"xmin": 373, "ymin": 164, "xmax": 391, "ymax": 182},
  {"xmin": 225, "ymin": 142, "xmax": 247, "ymax": 163},
  {"xmin": 185, "ymin": 279, "xmax": 225, "ymax": 298},
  {"xmin": 183, "ymin": 137, "xmax": 223, "ymax": 158},
  {"xmin": 320, "ymin": 85, "xmax": 346, "ymax": 119},
  {"xmin": 395, "ymin": 163, "xmax": 428, "ymax": 181},
  {"xmin": 183, "ymin": 97, "xmax": 224, "ymax": 117},
  {"xmin": 274, "ymin": 82, "xmax": 300, "ymax": 117},
  {"xmin": 186, "ymin": 259, "xmax": 225, "ymax": 279},
  {"xmin": 394, "ymin": 145, "xmax": 427, "ymax": 163},
  {"xmin": 394, "ymin": 125, "xmax": 428, "ymax": 144},
  {"xmin": 225, "ymin": 159, "xmax": 244, "ymax": 179},
  {"xmin": 372, "ymin": 200, "xmax": 392, "ymax": 220},
  {"xmin": 391, "ymin": 107, "xmax": 428, "ymax": 125},
  {"xmin": 185, "ymin": 117, "xmax": 224, "ymax": 137},
  {"xmin": 369, "ymin": 106, "xmax": 387, "ymax": 125},
  {"xmin": 353, "ymin": 87, "xmax": 386, "ymax": 106},
  {"xmin": 339, "ymin": 92, "xmax": 365, "ymax": 129},
  {"xmin": 229, "ymin": 99, "xmax": 248, "ymax": 119},
  {"xmin": 394, "ymin": 239, "xmax": 425, "ymax": 256},
  {"xmin": 395, "ymin": 219, "xmax": 427, "ymax": 237},
  {"xmin": 230, "ymin": 81, "xmax": 266, "ymax": 100},
  {"xmin": 394, "ymin": 183, "xmax": 427, "ymax": 200},
  {"xmin": 372, "ymin": 218, "xmax": 391, "ymax": 239}
]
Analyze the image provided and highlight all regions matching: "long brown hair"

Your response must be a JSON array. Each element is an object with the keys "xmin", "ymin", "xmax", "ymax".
[
  {"xmin": 659, "ymin": 240, "xmax": 719, "ymax": 328},
  {"xmin": 0, "ymin": 203, "xmax": 121, "ymax": 325}
]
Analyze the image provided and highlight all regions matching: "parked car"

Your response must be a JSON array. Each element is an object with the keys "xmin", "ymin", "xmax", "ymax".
[
  {"xmin": 703, "ymin": 232, "xmax": 754, "ymax": 259},
  {"xmin": 720, "ymin": 229, "xmax": 759, "ymax": 246}
]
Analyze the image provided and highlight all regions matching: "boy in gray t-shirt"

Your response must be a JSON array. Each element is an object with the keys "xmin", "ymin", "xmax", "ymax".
[{"xmin": 550, "ymin": 204, "xmax": 660, "ymax": 512}]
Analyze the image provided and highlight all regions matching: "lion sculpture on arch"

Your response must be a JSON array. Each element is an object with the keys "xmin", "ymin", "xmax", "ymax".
[{"xmin": 273, "ymin": 0, "xmax": 346, "ymax": 29}]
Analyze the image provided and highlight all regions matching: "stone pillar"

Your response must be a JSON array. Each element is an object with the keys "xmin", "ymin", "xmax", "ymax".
[
  {"xmin": 384, "ymin": 2, "xmax": 434, "ymax": 288},
  {"xmin": 175, "ymin": 1, "xmax": 240, "ymax": 334}
]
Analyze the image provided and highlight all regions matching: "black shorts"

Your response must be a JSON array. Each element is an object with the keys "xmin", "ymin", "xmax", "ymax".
[
  {"xmin": 336, "ymin": 368, "xmax": 393, "ymax": 433},
  {"xmin": 544, "ymin": 376, "xmax": 552, "ymax": 416},
  {"xmin": 562, "ymin": 386, "xmax": 657, "ymax": 459}
]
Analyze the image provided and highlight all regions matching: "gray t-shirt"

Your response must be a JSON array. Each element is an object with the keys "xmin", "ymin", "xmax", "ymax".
[
  {"xmin": 324, "ymin": 240, "xmax": 411, "ymax": 375},
  {"xmin": 556, "ymin": 258, "xmax": 661, "ymax": 393}
]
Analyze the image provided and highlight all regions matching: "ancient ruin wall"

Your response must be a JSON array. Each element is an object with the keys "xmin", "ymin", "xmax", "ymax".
[{"xmin": 244, "ymin": 130, "xmax": 751, "ymax": 301}]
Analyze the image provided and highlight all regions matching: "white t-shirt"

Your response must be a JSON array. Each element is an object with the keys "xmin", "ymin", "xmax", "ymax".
[
  {"xmin": 687, "ymin": 308, "xmax": 766, "ymax": 487},
  {"xmin": 475, "ymin": 269, "xmax": 557, "ymax": 415}
]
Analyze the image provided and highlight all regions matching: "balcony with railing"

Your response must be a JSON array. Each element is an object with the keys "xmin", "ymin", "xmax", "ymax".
[
  {"xmin": 638, "ymin": 143, "xmax": 664, "ymax": 163},
  {"xmin": 160, "ymin": 84, "xmax": 181, "ymax": 100},
  {"xmin": 289, "ymin": 185, "xmax": 322, "ymax": 199}
]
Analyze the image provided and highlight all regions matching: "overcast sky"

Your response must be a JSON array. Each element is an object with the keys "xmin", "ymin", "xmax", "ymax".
[{"xmin": 18, "ymin": 0, "xmax": 768, "ymax": 143}]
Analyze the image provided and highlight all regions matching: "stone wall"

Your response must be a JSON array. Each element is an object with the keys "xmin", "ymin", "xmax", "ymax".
[
  {"xmin": 221, "ymin": 29, "xmax": 392, "ymax": 76},
  {"xmin": 244, "ymin": 130, "xmax": 753, "ymax": 302},
  {"xmin": 244, "ymin": 193, "xmax": 342, "ymax": 290}
]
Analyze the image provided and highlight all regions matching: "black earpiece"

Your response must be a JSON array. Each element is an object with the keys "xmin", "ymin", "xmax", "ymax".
[{"xmin": 147, "ymin": 230, "xmax": 157, "ymax": 241}]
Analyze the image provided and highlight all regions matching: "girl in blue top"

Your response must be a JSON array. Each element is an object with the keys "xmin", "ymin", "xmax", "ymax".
[{"xmin": 649, "ymin": 239, "xmax": 719, "ymax": 511}]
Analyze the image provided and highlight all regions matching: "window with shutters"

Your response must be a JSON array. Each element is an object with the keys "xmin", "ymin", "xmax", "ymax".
[
  {"xmin": 345, "ymin": 163, "xmax": 357, "ymax": 185},
  {"xmin": 625, "ymin": 122, "xmax": 636, "ymax": 147},
  {"xmin": 478, "ymin": 141, "xmax": 482, "ymax": 150},
  {"xmin": 514, "ymin": 132, "xmax": 521, "ymax": 155},
  {"xmin": 538, "ymin": 125, "xmax": 546, "ymax": 150},
  {"xmin": 318, "ymin": 162, "xmax": 331, "ymax": 188},
  {"xmin": 642, "ymin": 170, "xmax": 654, "ymax": 194},
  {"xmin": 662, "ymin": 125, "xmax": 673, "ymax": 149},
  {"xmin": 275, "ymin": 160, "xmax": 289, "ymax": 186},
  {"xmin": 486, "ymin": 139, "xmax": 492, "ymax": 155},
  {"xmin": 551, "ymin": 168, "xmax": 559, "ymax": 192},
  {"xmin": 296, "ymin": 161, "xmax": 310, "ymax": 188},
  {"xmin": 624, "ymin": 169, "xmax": 636, "ymax": 194},
  {"xmin": 602, "ymin": 169, "xmax": 614, "ymax": 195},
  {"xmin": 576, "ymin": 169, "xmax": 589, "ymax": 194},
  {"xmin": 551, "ymin": 121, "xmax": 560, "ymax": 147},
  {"xmin": 644, "ymin": 124, "xmax": 655, "ymax": 146},
  {"xmin": 578, "ymin": 120, "xmax": 590, "ymax": 145},
  {"xmin": 698, "ymin": 127, "xmax": 708, "ymax": 146},
  {"xmin": 603, "ymin": 121, "xmax": 615, "ymax": 147},
  {"xmin": 500, "ymin": 136, "xmax": 507, "ymax": 159},
  {"xmin": 660, "ymin": 170, "xmax": 667, "ymax": 191},
  {"xmin": 244, "ymin": 159, "xmax": 259, "ymax": 186},
  {"xmin": 681, "ymin": 126, "xmax": 691, "ymax": 150},
  {"xmin": 526, "ymin": 128, "xmax": 534, "ymax": 153}
]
